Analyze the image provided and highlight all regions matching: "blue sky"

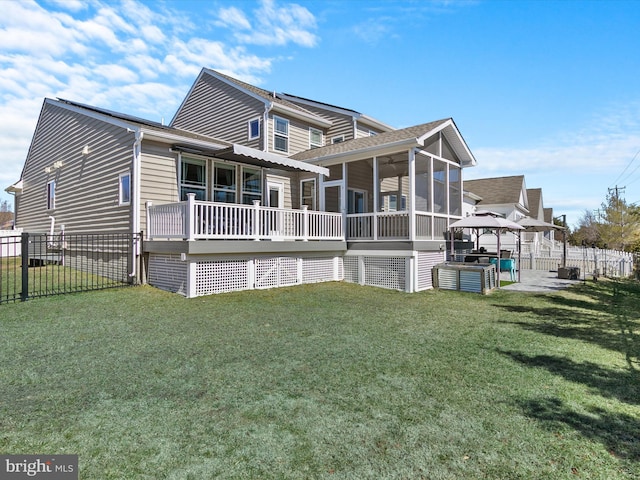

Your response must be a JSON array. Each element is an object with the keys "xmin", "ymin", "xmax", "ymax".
[{"xmin": 2, "ymin": 0, "xmax": 640, "ymax": 227}]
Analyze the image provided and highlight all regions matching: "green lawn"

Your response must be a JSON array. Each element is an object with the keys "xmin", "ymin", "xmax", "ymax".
[{"xmin": 1, "ymin": 280, "xmax": 638, "ymax": 479}]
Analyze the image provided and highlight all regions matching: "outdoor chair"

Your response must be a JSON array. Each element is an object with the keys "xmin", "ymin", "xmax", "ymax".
[{"xmin": 491, "ymin": 257, "xmax": 516, "ymax": 281}]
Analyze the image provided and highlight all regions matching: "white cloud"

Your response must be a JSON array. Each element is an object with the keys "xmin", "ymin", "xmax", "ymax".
[
  {"xmin": 466, "ymin": 103, "xmax": 640, "ymax": 227},
  {"xmin": 94, "ymin": 64, "xmax": 139, "ymax": 84},
  {"xmin": 352, "ymin": 20, "xmax": 394, "ymax": 45},
  {"xmin": 217, "ymin": 6, "xmax": 252, "ymax": 30},
  {"xmin": 217, "ymin": 0, "xmax": 318, "ymax": 47},
  {"xmin": 46, "ymin": 0, "xmax": 87, "ymax": 12}
]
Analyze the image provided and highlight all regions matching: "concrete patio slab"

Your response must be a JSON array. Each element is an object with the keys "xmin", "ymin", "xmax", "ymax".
[{"xmin": 501, "ymin": 269, "xmax": 584, "ymax": 292}]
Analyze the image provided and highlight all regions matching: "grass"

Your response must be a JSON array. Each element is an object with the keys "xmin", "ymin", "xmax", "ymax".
[
  {"xmin": 1, "ymin": 279, "xmax": 639, "ymax": 479},
  {"xmin": 1, "ymin": 256, "xmax": 129, "ymax": 302}
]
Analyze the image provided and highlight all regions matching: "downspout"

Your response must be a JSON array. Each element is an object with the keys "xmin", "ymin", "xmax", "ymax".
[
  {"xmin": 263, "ymin": 103, "xmax": 271, "ymax": 152},
  {"xmin": 130, "ymin": 129, "xmax": 143, "ymax": 278}
]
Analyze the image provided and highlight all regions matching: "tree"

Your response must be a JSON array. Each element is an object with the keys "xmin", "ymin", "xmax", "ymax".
[
  {"xmin": 0, "ymin": 200, "xmax": 13, "ymax": 229},
  {"xmin": 570, "ymin": 209, "xmax": 601, "ymax": 247},
  {"xmin": 598, "ymin": 192, "xmax": 640, "ymax": 252}
]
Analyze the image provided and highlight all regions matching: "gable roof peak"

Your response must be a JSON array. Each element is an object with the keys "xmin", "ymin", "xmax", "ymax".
[{"xmin": 200, "ymin": 68, "xmax": 331, "ymax": 127}]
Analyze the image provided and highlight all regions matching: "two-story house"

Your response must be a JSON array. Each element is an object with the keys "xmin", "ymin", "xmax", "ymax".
[{"xmin": 6, "ymin": 68, "xmax": 477, "ymax": 297}]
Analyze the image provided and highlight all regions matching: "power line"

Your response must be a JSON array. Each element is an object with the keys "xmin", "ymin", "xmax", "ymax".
[
  {"xmin": 610, "ymin": 148, "xmax": 640, "ymax": 189},
  {"xmin": 623, "ymin": 162, "xmax": 640, "ymax": 187}
]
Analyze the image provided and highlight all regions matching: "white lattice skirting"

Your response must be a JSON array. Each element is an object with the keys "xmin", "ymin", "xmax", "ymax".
[
  {"xmin": 149, "ymin": 250, "xmax": 444, "ymax": 297},
  {"xmin": 148, "ymin": 253, "xmax": 343, "ymax": 297},
  {"xmin": 343, "ymin": 251, "xmax": 445, "ymax": 292}
]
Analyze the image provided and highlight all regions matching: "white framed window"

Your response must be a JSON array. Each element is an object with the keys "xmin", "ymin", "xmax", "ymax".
[
  {"xmin": 180, "ymin": 157, "xmax": 207, "ymax": 201},
  {"xmin": 213, "ymin": 163, "xmax": 236, "ymax": 203},
  {"xmin": 273, "ymin": 116, "xmax": 289, "ymax": 153},
  {"xmin": 380, "ymin": 193, "xmax": 407, "ymax": 212},
  {"xmin": 348, "ymin": 188, "xmax": 367, "ymax": 214},
  {"xmin": 119, "ymin": 172, "xmax": 131, "ymax": 205},
  {"xmin": 309, "ymin": 127, "xmax": 323, "ymax": 149},
  {"xmin": 369, "ymin": 130, "xmax": 377, "ymax": 136},
  {"xmin": 248, "ymin": 118, "xmax": 260, "ymax": 140},
  {"xmin": 300, "ymin": 178, "xmax": 316, "ymax": 210},
  {"xmin": 332, "ymin": 135, "xmax": 345, "ymax": 144},
  {"xmin": 46, "ymin": 180, "xmax": 56, "ymax": 210},
  {"xmin": 242, "ymin": 167, "xmax": 262, "ymax": 204}
]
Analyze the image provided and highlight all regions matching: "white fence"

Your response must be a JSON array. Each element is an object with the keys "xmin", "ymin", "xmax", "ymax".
[
  {"xmin": 0, "ymin": 229, "xmax": 22, "ymax": 257},
  {"xmin": 518, "ymin": 247, "xmax": 634, "ymax": 278}
]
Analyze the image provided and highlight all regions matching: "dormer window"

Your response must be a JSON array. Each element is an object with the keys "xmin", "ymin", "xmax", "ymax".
[
  {"xmin": 274, "ymin": 116, "xmax": 289, "ymax": 153},
  {"xmin": 332, "ymin": 135, "xmax": 345, "ymax": 144}
]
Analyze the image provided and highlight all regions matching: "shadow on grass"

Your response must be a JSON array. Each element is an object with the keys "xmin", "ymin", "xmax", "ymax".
[
  {"xmin": 498, "ymin": 280, "xmax": 640, "ymax": 465},
  {"xmin": 500, "ymin": 350, "xmax": 640, "ymax": 406},
  {"xmin": 521, "ymin": 397, "xmax": 640, "ymax": 461},
  {"xmin": 496, "ymin": 279, "xmax": 640, "ymax": 371}
]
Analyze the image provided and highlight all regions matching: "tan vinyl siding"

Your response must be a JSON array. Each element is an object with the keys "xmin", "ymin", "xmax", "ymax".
[
  {"xmin": 265, "ymin": 172, "xmax": 295, "ymax": 209},
  {"xmin": 139, "ymin": 141, "xmax": 180, "ymax": 233},
  {"xmin": 285, "ymin": 101, "xmax": 355, "ymax": 143},
  {"xmin": 172, "ymin": 73, "xmax": 265, "ymax": 147},
  {"xmin": 355, "ymin": 123, "xmax": 383, "ymax": 139},
  {"xmin": 16, "ymin": 102, "xmax": 133, "ymax": 234},
  {"xmin": 268, "ymin": 115, "xmax": 314, "ymax": 156},
  {"xmin": 346, "ymin": 160, "xmax": 373, "ymax": 212}
]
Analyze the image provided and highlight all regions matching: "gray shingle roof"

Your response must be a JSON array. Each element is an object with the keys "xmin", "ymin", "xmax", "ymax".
[
  {"xmin": 57, "ymin": 98, "xmax": 231, "ymax": 147},
  {"xmin": 205, "ymin": 69, "xmax": 326, "ymax": 122},
  {"xmin": 464, "ymin": 175, "xmax": 526, "ymax": 205},
  {"xmin": 527, "ymin": 188, "xmax": 542, "ymax": 218},
  {"xmin": 291, "ymin": 119, "xmax": 451, "ymax": 161}
]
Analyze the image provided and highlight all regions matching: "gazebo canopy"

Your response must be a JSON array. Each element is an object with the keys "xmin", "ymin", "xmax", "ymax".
[
  {"xmin": 448, "ymin": 215, "xmax": 524, "ymax": 286},
  {"xmin": 449, "ymin": 215, "xmax": 524, "ymax": 231},
  {"xmin": 516, "ymin": 216, "xmax": 565, "ymax": 232}
]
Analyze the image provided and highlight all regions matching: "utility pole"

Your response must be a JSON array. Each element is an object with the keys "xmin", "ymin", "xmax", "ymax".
[
  {"xmin": 607, "ymin": 185, "xmax": 627, "ymax": 250},
  {"xmin": 608, "ymin": 185, "xmax": 626, "ymax": 201}
]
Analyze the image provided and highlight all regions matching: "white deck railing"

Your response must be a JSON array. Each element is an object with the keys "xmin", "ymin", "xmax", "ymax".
[
  {"xmin": 146, "ymin": 194, "xmax": 343, "ymax": 241},
  {"xmin": 346, "ymin": 211, "xmax": 452, "ymax": 241}
]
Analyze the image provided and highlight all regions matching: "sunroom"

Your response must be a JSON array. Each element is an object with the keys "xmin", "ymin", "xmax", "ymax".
[{"xmin": 293, "ymin": 118, "xmax": 475, "ymax": 246}]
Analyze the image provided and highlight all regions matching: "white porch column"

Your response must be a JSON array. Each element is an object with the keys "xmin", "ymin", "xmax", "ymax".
[
  {"xmin": 408, "ymin": 148, "xmax": 416, "ymax": 242},
  {"xmin": 253, "ymin": 200, "xmax": 261, "ymax": 241},
  {"xmin": 302, "ymin": 205, "xmax": 309, "ymax": 241},
  {"xmin": 372, "ymin": 156, "xmax": 378, "ymax": 241},
  {"xmin": 341, "ymin": 163, "xmax": 347, "ymax": 237},
  {"xmin": 319, "ymin": 174, "xmax": 325, "ymax": 211},
  {"xmin": 186, "ymin": 193, "xmax": 195, "ymax": 241},
  {"xmin": 145, "ymin": 201, "xmax": 153, "ymax": 240}
]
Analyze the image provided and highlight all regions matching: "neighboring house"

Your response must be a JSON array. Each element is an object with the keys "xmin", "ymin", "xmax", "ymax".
[
  {"xmin": 464, "ymin": 176, "xmax": 561, "ymax": 255},
  {"xmin": 6, "ymin": 68, "xmax": 477, "ymax": 296},
  {"xmin": 525, "ymin": 187, "xmax": 544, "ymax": 252},
  {"xmin": 463, "ymin": 175, "xmax": 530, "ymax": 252}
]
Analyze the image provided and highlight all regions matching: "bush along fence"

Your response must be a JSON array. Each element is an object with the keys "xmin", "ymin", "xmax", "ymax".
[{"xmin": 0, "ymin": 232, "xmax": 141, "ymax": 304}]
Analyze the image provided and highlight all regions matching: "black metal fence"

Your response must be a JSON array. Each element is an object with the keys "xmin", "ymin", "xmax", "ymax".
[{"xmin": 0, "ymin": 232, "xmax": 141, "ymax": 304}]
